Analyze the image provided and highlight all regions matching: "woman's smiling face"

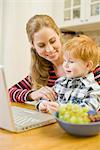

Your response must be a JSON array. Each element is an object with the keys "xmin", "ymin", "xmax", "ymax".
[{"xmin": 32, "ymin": 27, "xmax": 62, "ymax": 63}]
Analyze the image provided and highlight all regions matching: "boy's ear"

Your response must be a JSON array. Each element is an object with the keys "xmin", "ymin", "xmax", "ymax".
[{"xmin": 86, "ymin": 60, "xmax": 93, "ymax": 70}]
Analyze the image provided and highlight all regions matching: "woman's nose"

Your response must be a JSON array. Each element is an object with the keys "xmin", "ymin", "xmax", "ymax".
[{"xmin": 45, "ymin": 44, "xmax": 53, "ymax": 52}]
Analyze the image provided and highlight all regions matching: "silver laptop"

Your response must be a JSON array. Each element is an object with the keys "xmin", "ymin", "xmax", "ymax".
[{"xmin": 0, "ymin": 65, "xmax": 56, "ymax": 133}]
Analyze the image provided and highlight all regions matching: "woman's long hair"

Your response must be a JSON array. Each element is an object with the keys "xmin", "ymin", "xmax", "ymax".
[{"xmin": 26, "ymin": 15, "xmax": 62, "ymax": 89}]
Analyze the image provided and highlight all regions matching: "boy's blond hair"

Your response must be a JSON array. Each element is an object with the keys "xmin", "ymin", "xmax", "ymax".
[{"xmin": 63, "ymin": 35, "xmax": 99, "ymax": 70}]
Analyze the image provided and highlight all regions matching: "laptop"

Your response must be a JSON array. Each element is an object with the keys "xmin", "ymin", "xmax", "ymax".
[{"xmin": 0, "ymin": 65, "xmax": 56, "ymax": 133}]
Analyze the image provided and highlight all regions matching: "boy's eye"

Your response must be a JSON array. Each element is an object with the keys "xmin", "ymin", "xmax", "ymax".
[
  {"xmin": 64, "ymin": 59, "xmax": 67, "ymax": 63},
  {"xmin": 64, "ymin": 60, "xmax": 74, "ymax": 64},
  {"xmin": 69, "ymin": 60, "xmax": 74, "ymax": 63}
]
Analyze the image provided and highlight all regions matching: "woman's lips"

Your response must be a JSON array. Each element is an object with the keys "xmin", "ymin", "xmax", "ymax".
[{"xmin": 46, "ymin": 52, "xmax": 57, "ymax": 58}]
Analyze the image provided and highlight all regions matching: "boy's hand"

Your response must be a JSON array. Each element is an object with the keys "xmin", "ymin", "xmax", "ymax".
[
  {"xmin": 39, "ymin": 101, "xmax": 49, "ymax": 113},
  {"xmin": 47, "ymin": 102, "xmax": 59, "ymax": 113},
  {"xmin": 39, "ymin": 101, "xmax": 59, "ymax": 113}
]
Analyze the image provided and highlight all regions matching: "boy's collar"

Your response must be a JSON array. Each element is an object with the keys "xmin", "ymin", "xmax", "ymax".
[{"xmin": 63, "ymin": 72, "xmax": 100, "ymax": 90}]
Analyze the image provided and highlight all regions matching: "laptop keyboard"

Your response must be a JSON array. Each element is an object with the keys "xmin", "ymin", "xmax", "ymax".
[
  {"xmin": 12, "ymin": 106, "xmax": 41, "ymax": 128},
  {"xmin": 11, "ymin": 106, "xmax": 55, "ymax": 129}
]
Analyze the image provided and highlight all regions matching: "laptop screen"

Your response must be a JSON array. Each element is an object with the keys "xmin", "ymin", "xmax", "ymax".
[{"xmin": 0, "ymin": 65, "xmax": 16, "ymax": 131}]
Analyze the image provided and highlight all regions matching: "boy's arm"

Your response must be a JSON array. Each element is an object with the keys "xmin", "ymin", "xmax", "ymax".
[
  {"xmin": 35, "ymin": 98, "xmax": 49, "ymax": 111},
  {"xmin": 80, "ymin": 91, "xmax": 100, "ymax": 111},
  {"xmin": 37, "ymin": 100, "xmax": 50, "ymax": 113},
  {"xmin": 81, "ymin": 72, "xmax": 100, "ymax": 111}
]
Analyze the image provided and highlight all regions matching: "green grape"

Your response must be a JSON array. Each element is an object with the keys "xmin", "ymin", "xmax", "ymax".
[
  {"xmin": 70, "ymin": 116, "xmax": 78, "ymax": 124},
  {"xmin": 58, "ymin": 103, "xmax": 90, "ymax": 124},
  {"xmin": 82, "ymin": 106, "xmax": 89, "ymax": 113},
  {"xmin": 59, "ymin": 105, "xmax": 66, "ymax": 115},
  {"xmin": 59, "ymin": 115, "xmax": 64, "ymax": 120},
  {"xmin": 63, "ymin": 113, "xmax": 70, "ymax": 121}
]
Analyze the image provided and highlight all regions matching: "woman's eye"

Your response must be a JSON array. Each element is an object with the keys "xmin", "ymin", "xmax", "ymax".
[
  {"xmin": 50, "ymin": 38, "xmax": 56, "ymax": 44},
  {"xmin": 38, "ymin": 43, "xmax": 45, "ymax": 48}
]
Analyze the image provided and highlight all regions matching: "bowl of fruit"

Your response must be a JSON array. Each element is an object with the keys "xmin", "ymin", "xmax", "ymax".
[{"xmin": 54, "ymin": 103, "xmax": 100, "ymax": 136}]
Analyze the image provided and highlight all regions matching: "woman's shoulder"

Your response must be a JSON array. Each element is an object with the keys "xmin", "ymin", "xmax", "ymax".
[
  {"xmin": 9, "ymin": 75, "xmax": 32, "ymax": 90},
  {"xmin": 24, "ymin": 75, "xmax": 32, "ymax": 83},
  {"xmin": 93, "ymin": 66, "xmax": 100, "ymax": 85},
  {"xmin": 93, "ymin": 66, "xmax": 100, "ymax": 74},
  {"xmin": 21, "ymin": 75, "xmax": 32, "ymax": 88}
]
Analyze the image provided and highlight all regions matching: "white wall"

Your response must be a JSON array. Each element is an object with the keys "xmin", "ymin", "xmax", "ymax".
[
  {"xmin": 1, "ymin": 0, "xmax": 54, "ymax": 88},
  {"xmin": 0, "ymin": 0, "xmax": 3, "ymax": 64}
]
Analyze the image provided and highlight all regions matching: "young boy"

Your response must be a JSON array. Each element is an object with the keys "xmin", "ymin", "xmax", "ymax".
[{"xmin": 37, "ymin": 35, "xmax": 100, "ymax": 113}]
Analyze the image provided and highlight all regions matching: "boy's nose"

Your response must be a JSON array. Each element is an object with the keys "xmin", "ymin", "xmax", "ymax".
[{"xmin": 64, "ymin": 61, "xmax": 69, "ymax": 67}]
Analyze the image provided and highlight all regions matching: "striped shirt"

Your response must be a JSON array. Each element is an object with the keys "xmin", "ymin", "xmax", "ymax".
[
  {"xmin": 9, "ymin": 65, "xmax": 100, "ymax": 103},
  {"xmin": 93, "ymin": 66, "xmax": 100, "ymax": 85}
]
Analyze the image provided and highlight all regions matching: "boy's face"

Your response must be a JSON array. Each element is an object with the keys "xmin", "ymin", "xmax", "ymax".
[{"xmin": 63, "ymin": 52, "xmax": 90, "ymax": 78}]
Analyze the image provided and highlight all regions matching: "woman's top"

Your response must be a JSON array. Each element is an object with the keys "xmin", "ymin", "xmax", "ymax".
[
  {"xmin": 93, "ymin": 65, "xmax": 100, "ymax": 84},
  {"xmin": 9, "ymin": 65, "xmax": 100, "ymax": 103}
]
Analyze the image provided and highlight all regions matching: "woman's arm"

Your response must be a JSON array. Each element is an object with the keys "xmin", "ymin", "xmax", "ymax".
[
  {"xmin": 9, "ymin": 76, "xmax": 56, "ymax": 103},
  {"xmin": 8, "ymin": 76, "xmax": 32, "ymax": 103}
]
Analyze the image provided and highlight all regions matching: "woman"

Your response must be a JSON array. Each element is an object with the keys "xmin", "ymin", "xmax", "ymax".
[
  {"xmin": 9, "ymin": 15, "xmax": 65, "ymax": 102},
  {"xmin": 9, "ymin": 14, "xmax": 100, "ymax": 103}
]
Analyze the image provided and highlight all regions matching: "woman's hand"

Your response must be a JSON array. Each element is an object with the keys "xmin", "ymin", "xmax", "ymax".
[{"xmin": 30, "ymin": 86, "xmax": 57, "ymax": 101}]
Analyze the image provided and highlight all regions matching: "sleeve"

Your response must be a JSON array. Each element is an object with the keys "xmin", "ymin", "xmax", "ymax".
[
  {"xmin": 35, "ymin": 98, "xmax": 49, "ymax": 111},
  {"xmin": 80, "ymin": 90, "xmax": 100, "ymax": 111},
  {"xmin": 8, "ymin": 75, "xmax": 34, "ymax": 103}
]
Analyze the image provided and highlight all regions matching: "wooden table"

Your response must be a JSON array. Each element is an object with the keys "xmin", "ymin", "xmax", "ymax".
[{"xmin": 0, "ymin": 103, "xmax": 100, "ymax": 150}]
